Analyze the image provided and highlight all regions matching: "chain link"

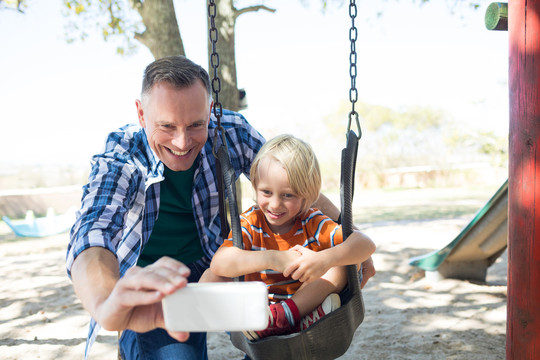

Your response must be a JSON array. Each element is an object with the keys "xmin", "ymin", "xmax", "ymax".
[
  {"xmin": 208, "ymin": 0, "xmax": 226, "ymax": 153},
  {"xmin": 348, "ymin": 0, "xmax": 361, "ymax": 137}
]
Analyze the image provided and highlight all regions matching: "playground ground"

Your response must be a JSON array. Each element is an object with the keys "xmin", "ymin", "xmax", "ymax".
[{"xmin": 0, "ymin": 186, "xmax": 507, "ymax": 359}]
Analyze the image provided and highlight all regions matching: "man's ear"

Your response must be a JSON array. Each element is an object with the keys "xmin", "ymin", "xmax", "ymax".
[{"xmin": 135, "ymin": 99, "xmax": 145, "ymax": 128}]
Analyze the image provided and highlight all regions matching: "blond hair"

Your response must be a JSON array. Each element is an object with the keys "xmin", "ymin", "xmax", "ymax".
[{"xmin": 250, "ymin": 134, "xmax": 321, "ymax": 215}]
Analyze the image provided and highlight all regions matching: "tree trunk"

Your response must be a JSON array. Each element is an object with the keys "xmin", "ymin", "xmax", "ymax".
[
  {"xmin": 205, "ymin": 1, "xmax": 276, "ymax": 112},
  {"xmin": 205, "ymin": 1, "xmax": 275, "ymax": 209},
  {"xmin": 133, "ymin": 0, "xmax": 185, "ymax": 59},
  {"xmin": 207, "ymin": 0, "xmax": 239, "ymax": 112}
]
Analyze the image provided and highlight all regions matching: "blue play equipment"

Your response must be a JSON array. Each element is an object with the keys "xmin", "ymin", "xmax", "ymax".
[{"xmin": 2, "ymin": 208, "xmax": 75, "ymax": 238}]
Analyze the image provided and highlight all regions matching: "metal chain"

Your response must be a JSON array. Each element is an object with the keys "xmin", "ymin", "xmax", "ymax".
[
  {"xmin": 348, "ymin": 0, "xmax": 362, "ymax": 137},
  {"xmin": 208, "ymin": 0, "xmax": 226, "ymax": 153}
]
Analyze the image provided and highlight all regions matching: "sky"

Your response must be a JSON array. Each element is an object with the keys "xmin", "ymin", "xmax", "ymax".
[{"xmin": 0, "ymin": 0, "xmax": 508, "ymax": 171}]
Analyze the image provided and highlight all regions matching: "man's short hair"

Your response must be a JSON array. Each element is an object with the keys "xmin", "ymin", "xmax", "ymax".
[{"xmin": 141, "ymin": 56, "xmax": 211, "ymax": 103}]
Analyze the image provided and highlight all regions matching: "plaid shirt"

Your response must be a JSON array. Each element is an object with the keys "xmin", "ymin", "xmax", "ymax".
[{"xmin": 66, "ymin": 110, "xmax": 264, "ymax": 358}]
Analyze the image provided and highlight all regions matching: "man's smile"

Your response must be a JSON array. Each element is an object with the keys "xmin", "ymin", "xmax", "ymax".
[{"xmin": 170, "ymin": 148, "xmax": 189, "ymax": 156}]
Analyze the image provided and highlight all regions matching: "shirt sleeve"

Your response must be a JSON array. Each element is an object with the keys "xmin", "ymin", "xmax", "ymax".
[
  {"xmin": 65, "ymin": 143, "xmax": 144, "ymax": 278},
  {"xmin": 238, "ymin": 116, "xmax": 265, "ymax": 179},
  {"xmin": 217, "ymin": 214, "xmax": 253, "ymax": 251},
  {"xmin": 220, "ymin": 232, "xmax": 234, "ymax": 248},
  {"xmin": 305, "ymin": 209, "xmax": 344, "ymax": 249},
  {"xmin": 222, "ymin": 111, "xmax": 265, "ymax": 180}
]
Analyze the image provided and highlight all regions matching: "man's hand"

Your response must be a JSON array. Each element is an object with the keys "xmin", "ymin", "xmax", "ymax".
[
  {"xmin": 71, "ymin": 249, "xmax": 191, "ymax": 342},
  {"xmin": 359, "ymin": 256, "xmax": 376, "ymax": 289}
]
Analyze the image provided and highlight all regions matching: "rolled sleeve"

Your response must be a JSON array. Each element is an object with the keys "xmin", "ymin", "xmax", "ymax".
[{"xmin": 66, "ymin": 151, "xmax": 142, "ymax": 278}]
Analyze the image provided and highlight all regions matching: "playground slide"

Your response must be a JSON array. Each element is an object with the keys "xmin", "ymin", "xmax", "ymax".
[{"xmin": 409, "ymin": 180, "xmax": 508, "ymax": 281}]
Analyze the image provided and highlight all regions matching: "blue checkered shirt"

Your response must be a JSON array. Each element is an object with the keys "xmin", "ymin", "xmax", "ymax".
[{"xmin": 66, "ymin": 110, "xmax": 264, "ymax": 358}]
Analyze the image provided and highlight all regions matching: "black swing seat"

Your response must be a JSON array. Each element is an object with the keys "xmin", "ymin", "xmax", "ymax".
[
  {"xmin": 216, "ymin": 130, "xmax": 364, "ymax": 360},
  {"xmin": 230, "ymin": 265, "xmax": 364, "ymax": 360}
]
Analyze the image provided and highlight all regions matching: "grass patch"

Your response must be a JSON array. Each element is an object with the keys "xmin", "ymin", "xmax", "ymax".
[{"xmin": 350, "ymin": 186, "xmax": 502, "ymax": 224}]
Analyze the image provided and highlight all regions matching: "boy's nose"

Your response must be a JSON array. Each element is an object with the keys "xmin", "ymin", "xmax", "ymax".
[{"xmin": 269, "ymin": 196, "xmax": 281, "ymax": 210}]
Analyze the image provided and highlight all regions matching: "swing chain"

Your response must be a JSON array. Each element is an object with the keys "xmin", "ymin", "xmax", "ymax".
[
  {"xmin": 348, "ymin": 0, "xmax": 362, "ymax": 138},
  {"xmin": 208, "ymin": 0, "xmax": 228, "ymax": 155}
]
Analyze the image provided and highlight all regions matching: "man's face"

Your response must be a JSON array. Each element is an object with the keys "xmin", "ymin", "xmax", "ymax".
[{"xmin": 136, "ymin": 80, "xmax": 211, "ymax": 171}]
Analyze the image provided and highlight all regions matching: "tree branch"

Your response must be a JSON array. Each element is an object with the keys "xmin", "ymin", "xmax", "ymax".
[
  {"xmin": 234, "ymin": 5, "xmax": 276, "ymax": 20},
  {"xmin": 128, "ymin": 0, "xmax": 143, "ymax": 12},
  {"xmin": 129, "ymin": 0, "xmax": 145, "ymax": 44}
]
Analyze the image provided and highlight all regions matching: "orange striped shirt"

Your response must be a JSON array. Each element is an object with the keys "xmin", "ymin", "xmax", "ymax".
[{"xmin": 220, "ymin": 206, "xmax": 343, "ymax": 301}]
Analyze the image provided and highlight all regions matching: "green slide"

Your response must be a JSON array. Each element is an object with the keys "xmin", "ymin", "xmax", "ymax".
[{"xmin": 409, "ymin": 180, "xmax": 508, "ymax": 281}]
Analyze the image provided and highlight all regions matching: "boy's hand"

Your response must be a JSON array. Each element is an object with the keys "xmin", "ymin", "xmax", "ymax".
[
  {"xmin": 282, "ymin": 245, "xmax": 330, "ymax": 283},
  {"xmin": 271, "ymin": 249, "xmax": 301, "ymax": 273}
]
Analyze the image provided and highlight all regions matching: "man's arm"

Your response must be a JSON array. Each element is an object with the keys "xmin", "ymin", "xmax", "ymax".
[
  {"xmin": 70, "ymin": 247, "xmax": 191, "ymax": 341},
  {"xmin": 70, "ymin": 247, "xmax": 119, "ymax": 321},
  {"xmin": 313, "ymin": 194, "xmax": 341, "ymax": 222}
]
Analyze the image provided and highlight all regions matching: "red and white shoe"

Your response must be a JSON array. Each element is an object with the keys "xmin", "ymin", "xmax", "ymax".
[
  {"xmin": 300, "ymin": 293, "xmax": 341, "ymax": 331},
  {"xmin": 243, "ymin": 303, "xmax": 292, "ymax": 341}
]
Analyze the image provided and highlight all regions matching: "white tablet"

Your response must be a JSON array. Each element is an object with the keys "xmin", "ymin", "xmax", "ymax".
[{"xmin": 162, "ymin": 282, "xmax": 269, "ymax": 332}]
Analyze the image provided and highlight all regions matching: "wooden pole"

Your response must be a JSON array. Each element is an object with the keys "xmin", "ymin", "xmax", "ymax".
[{"xmin": 507, "ymin": 0, "xmax": 540, "ymax": 358}]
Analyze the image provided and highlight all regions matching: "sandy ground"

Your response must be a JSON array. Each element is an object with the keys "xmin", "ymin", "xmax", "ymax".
[{"xmin": 0, "ymin": 217, "xmax": 506, "ymax": 360}]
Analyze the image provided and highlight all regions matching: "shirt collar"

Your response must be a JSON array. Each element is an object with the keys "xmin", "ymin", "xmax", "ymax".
[{"xmin": 138, "ymin": 128, "xmax": 164, "ymax": 186}]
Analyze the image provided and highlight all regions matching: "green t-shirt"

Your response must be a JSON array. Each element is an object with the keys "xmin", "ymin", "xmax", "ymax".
[{"xmin": 137, "ymin": 163, "xmax": 204, "ymax": 267}]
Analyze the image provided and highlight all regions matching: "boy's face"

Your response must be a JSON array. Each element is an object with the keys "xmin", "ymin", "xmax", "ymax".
[{"xmin": 255, "ymin": 157, "xmax": 304, "ymax": 234}]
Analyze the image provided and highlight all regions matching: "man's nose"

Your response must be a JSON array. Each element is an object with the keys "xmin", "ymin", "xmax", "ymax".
[{"xmin": 171, "ymin": 130, "xmax": 190, "ymax": 149}]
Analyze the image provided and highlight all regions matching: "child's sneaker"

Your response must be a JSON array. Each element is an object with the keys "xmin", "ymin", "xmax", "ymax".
[
  {"xmin": 300, "ymin": 293, "xmax": 341, "ymax": 331},
  {"xmin": 243, "ymin": 302, "xmax": 292, "ymax": 341}
]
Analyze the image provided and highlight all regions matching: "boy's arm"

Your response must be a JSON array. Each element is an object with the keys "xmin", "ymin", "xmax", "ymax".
[
  {"xmin": 283, "ymin": 231, "xmax": 376, "ymax": 284},
  {"xmin": 210, "ymin": 246, "xmax": 300, "ymax": 278},
  {"xmin": 313, "ymin": 193, "xmax": 377, "ymax": 288}
]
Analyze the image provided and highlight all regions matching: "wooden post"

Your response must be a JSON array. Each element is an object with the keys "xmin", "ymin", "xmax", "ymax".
[{"xmin": 507, "ymin": 0, "xmax": 540, "ymax": 358}]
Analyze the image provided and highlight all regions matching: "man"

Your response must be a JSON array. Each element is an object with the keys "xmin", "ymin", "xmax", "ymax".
[{"xmin": 66, "ymin": 56, "xmax": 375, "ymax": 359}]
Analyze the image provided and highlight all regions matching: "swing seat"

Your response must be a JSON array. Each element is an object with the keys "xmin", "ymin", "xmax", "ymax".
[{"xmin": 230, "ymin": 265, "xmax": 364, "ymax": 360}]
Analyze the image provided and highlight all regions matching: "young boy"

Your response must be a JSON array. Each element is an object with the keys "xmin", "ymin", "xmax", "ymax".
[{"xmin": 209, "ymin": 134, "xmax": 375, "ymax": 340}]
